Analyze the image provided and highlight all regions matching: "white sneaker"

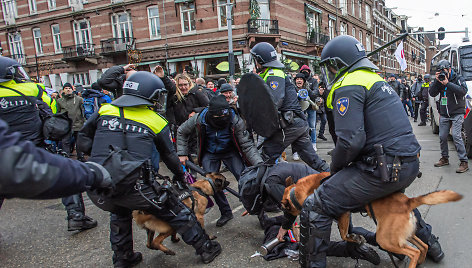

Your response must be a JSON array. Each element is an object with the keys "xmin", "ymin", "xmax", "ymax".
[
  {"xmin": 293, "ymin": 152, "xmax": 300, "ymax": 161},
  {"xmin": 312, "ymin": 143, "xmax": 317, "ymax": 151}
]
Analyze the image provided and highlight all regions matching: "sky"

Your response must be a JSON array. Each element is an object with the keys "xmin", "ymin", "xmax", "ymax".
[{"xmin": 384, "ymin": 0, "xmax": 472, "ymax": 45}]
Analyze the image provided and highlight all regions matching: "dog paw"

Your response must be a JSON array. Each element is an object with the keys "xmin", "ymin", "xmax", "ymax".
[
  {"xmin": 171, "ymin": 236, "xmax": 180, "ymax": 243},
  {"xmin": 164, "ymin": 250, "xmax": 176, "ymax": 256},
  {"xmin": 209, "ymin": 235, "xmax": 217, "ymax": 240},
  {"xmin": 346, "ymin": 233, "xmax": 366, "ymax": 244}
]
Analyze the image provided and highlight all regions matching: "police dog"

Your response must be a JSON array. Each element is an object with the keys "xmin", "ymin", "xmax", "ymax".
[
  {"xmin": 133, "ymin": 173, "xmax": 229, "ymax": 255},
  {"xmin": 281, "ymin": 172, "xmax": 463, "ymax": 268}
]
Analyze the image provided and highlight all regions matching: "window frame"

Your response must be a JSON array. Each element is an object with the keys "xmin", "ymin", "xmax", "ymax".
[
  {"xmin": 1, "ymin": 0, "xmax": 18, "ymax": 20},
  {"xmin": 32, "ymin": 28, "xmax": 43, "ymax": 55},
  {"xmin": 217, "ymin": 0, "xmax": 234, "ymax": 30},
  {"xmin": 111, "ymin": 12, "xmax": 133, "ymax": 40},
  {"xmin": 51, "ymin": 24, "xmax": 62, "ymax": 53},
  {"xmin": 28, "ymin": 0, "xmax": 37, "ymax": 14},
  {"xmin": 73, "ymin": 72, "xmax": 91, "ymax": 87},
  {"xmin": 73, "ymin": 19, "xmax": 92, "ymax": 46},
  {"xmin": 48, "ymin": 0, "xmax": 56, "ymax": 11},
  {"xmin": 180, "ymin": 3, "xmax": 196, "ymax": 34},
  {"xmin": 147, "ymin": 5, "xmax": 161, "ymax": 39},
  {"xmin": 8, "ymin": 32, "xmax": 24, "ymax": 56}
]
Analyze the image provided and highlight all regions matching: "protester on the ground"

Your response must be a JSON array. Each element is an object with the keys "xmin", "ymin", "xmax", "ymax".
[{"xmin": 429, "ymin": 59, "xmax": 469, "ymax": 173}]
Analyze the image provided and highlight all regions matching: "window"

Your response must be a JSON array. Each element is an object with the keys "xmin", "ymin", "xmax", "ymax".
[
  {"xmin": 8, "ymin": 32, "xmax": 25, "ymax": 64},
  {"xmin": 1, "ymin": 0, "xmax": 18, "ymax": 22},
  {"xmin": 33, "ymin": 28, "xmax": 43, "ymax": 55},
  {"xmin": 351, "ymin": 0, "xmax": 355, "ymax": 16},
  {"xmin": 359, "ymin": 31, "xmax": 363, "ymax": 45},
  {"xmin": 48, "ymin": 0, "xmax": 56, "ymax": 10},
  {"xmin": 306, "ymin": 11, "xmax": 321, "ymax": 33},
  {"xmin": 147, "ymin": 6, "xmax": 160, "ymax": 39},
  {"xmin": 366, "ymin": 35, "xmax": 371, "ymax": 51},
  {"xmin": 340, "ymin": 23, "xmax": 346, "ymax": 35},
  {"xmin": 328, "ymin": 17, "xmax": 335, "ymax": 39},
  {"xmin": 73, "ymin": 19, "xmax": 92, "ymax": 45},
  {"xmin": 358, "ymin": 1, "xmax": 362, "ymax": 20},
  {"xmin": 180, "ymin": 3, "xmax": 196, "ymax": 33},
  {"xmin": 217, "ymin": 0, "xmax": 234, "ymax": 29},
  {"xmin": 112, "ymin": 12, "xmax": 133, "ymax": 39},
  {"xmin": 351, "ymin": 27, "xmax": 356, "ymax": 37},
  {"xmin": 73, "ymin": 72, "xmax": 91, "ymax": 87},
  {"xmin": 51, "ymin": 24, "xmax": 62, "ymax": 53},
  {"xmin": 451, "ymin": 50, "xmax": 458, "ymax": 71},
  {"xmin": 365, "ymin": 5, "xmax": 371, "ymax": 26},
  {"xmin": 339, "ymin": 0, "xmax": 347, "ymax": 15},
  {"xmin": 257, "ymin": 0, "xmax": 270, "ymax": 20},
  {"xmin": 28, "ymin": 0, "xmax": 37, "ymax": 14}
]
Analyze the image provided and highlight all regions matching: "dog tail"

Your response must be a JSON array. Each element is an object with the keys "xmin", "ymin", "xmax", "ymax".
[{"xmin": 408, "ymin": 190, "xmax": 463, "ymax": 210}]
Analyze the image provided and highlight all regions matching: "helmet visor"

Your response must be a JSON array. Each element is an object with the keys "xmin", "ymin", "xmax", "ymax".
[
  {"xmin": 7, "ymin": 65, "xmax": 30, "ymax": 82},
  {"xmin": 150, "ymin": 88, "xmax": 168, "ymax": 113},
  {"xmin": 320, "ymin": 57, "xmax": 348, "ymax": 89}
]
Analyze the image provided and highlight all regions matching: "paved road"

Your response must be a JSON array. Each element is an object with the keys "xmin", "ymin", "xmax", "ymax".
[{"xmin": 0, "ymin": 117, "xmax": 470, "ymax": 268}]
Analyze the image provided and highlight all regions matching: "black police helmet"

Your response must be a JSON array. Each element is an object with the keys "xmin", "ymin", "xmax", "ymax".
[
  {"xmin": 250, "ymin": 42, "xmax": 285, "ymax": 69},
  {"xmin": 320, "ymin": 35, "xmax": 378, "ymax": 88},
  {"xmin": 112, "ymin": 71, "xmax": 167, "ymax": 107},
  {"xmin": 437, "ymin": 59, "xmax": 451, "ymax": 70},
  {"xmin": 0, "ymin": 56, "xmax": 30, "ymax": 83}
]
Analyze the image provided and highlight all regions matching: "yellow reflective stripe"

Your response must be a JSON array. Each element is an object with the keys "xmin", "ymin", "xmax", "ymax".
[
  {"xmin": 0, "ymin": 81, "xmax": 40, "ymax": 97},
  {"xmin": 98, "ymin": 104, "xmax": 167, "ymax": 134},
  {"xmin": 327, "ymin": 69, "xmax": 384, "ymax": 109},
  {"xmin": 262, "ymin": 68, "xmax": 286, "ymax": 82},
  {"xmin": 422, "ymin": 82, "xmax": 430, "ymax": 87}
]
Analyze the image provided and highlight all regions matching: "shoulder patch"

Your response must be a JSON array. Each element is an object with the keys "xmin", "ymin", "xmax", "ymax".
[
  {"xmin": 270, "ymin": 81, "xmax": 279, "ymax": 90},
  {"xmin": 336, "ymin": 97, "xmax": 349, "ymax": 116}
]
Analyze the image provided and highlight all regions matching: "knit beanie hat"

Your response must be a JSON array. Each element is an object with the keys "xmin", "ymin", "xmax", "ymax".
[
  {"xmin": 209, "ymin": 95, "xmax": 230, "ymax": 113},
  {"xmin": 63, "ymin": 82, "xmax": 72, "ymax": 89},
  {"xmin": 219, "ymin": 83, "xmax": 234, "ymax": 93}
]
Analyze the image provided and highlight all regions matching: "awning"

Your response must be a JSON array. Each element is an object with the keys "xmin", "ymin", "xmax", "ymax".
[
  {"xmin": 282, "ymin": 51, "xmax": 320, "ymax": 60},
  {"xmin": 136, "ymin": 60, "xmax": 160, "ymax": 66},
  {"xmin": 167, "ymin": 51, "xmax": 243, "ymax": 62}
]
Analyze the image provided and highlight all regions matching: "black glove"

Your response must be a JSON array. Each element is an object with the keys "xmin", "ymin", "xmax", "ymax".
[
  {"xmin": 86, "ymin": 162, "xmax": 114, "ymax": 195},
  {"xmin": 172, "ymin": 175, "xmax": 188, "ymax": 190}
]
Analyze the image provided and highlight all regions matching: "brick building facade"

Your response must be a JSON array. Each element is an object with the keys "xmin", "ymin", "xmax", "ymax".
[{"xmin": 0, "ymin": 0, "xmax": 427, "ymax": 91}]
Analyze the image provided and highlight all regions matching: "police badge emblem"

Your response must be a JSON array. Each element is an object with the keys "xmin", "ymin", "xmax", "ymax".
[
  {"xmin": 336, "ymin": 97, "xmax": 349, "ymax": 116},
  {"xmin": 270, "ymin": 81, "xmax": 279, "ymax": 90}
]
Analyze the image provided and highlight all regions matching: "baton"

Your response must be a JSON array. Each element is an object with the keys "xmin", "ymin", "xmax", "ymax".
[{"xmin": 185, "ymin": 160, "xmax": 240, "ymax": 198}]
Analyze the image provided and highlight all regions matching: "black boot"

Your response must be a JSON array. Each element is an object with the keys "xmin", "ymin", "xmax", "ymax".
[
  {"xmin": 351, "ymin": 227, "xmax": 405, "ymax": 261},
  {"xmin": 113, "ymin": 251, "xmax": 142, "ymax": 268},
  {"xmin": 68, "ymin": 214, "xmax": 97, "ymax": 231},
  {"xmin": 216, "ymin": 213, "xmax": 233, "ymax": 227},
  {"xmin": 196, "ymin": 240, "xmax": 222, "ymax": 264},
  {"xmin": 427, "ymin": 234, "xmax": 444, "ymax": 262},
  {"xmin": 346, "ymin": 242, "xmax": 381, "ymax": 265}
]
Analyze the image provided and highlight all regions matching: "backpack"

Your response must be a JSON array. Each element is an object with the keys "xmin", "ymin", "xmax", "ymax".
[
  {"xmin": 238, "ymin": 163, "xmax": 271, "ymax": 215},
  {"xmin": 83, "ymin": 97, "xmax": 99, "ymax": 119}
]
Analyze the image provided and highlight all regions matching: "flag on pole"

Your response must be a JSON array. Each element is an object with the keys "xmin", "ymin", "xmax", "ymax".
[{"xmin": 394, "ymin": 41, "xmax": 407, "ymax": 71}]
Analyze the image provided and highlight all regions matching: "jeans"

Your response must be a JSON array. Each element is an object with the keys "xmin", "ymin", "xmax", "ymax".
[
  {"xmin": 402, "ymin": 99, "xmax": 414, "ymax": 117},
  {"xmin": 306, "ymin": 109, "xmax": 317, "ymax": 144},
  {"xmin": 202, "ymin": 151, "xmax": 246, "ymax": 216},
  {"xmin": 439, "ymin": 114, "xmax": 468, "ymax": 161},
  {"xmin": 316, "ymin": 113, "xmax": 327, "ymax": 136}
]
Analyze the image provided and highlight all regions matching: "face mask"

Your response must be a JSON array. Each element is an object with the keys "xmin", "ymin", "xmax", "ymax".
[{"xmin": 207, "ymin": 109, "xmax": 231, "ymax": 129}]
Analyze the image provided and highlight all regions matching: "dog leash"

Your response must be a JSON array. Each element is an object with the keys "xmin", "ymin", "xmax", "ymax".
[{"xmin": 367, "ymin": 203, "xmax": 399, "ymax": 268}]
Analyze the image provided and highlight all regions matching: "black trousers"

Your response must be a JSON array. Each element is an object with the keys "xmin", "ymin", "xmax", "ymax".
[
  {"xmin": 413, "ymin": 101, "xmax": 421, "ymax": 120},
  {"xmin": 62, "ymin": 193, "xmax": 85, "ymax": 218},
  {"xmin": 325, "ymin": 111, "xmax": 337, "ymax": 144},
  {"xmin": 261, "ymin": 117, "xmax": 328, "ymax": 172},
  {"xmin": 88, "ymin": 183, "xmax": 207, "ymax": 260}
]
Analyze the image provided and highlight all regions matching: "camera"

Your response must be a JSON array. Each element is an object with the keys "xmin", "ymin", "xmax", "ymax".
[{"xmin": 438, "ymin": 70, "xmax": 448, "ymax": 81}]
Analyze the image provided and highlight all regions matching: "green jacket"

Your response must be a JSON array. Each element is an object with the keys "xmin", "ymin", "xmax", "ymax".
[{"xmin": 57, "ymin": 94, "xmax": 85, "ymax": 131}]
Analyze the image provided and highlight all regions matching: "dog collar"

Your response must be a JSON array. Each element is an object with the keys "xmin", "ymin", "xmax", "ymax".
[
  {"xmin": 204, "ymin": 177, "xmax": 217, "ymax": 194},
  {"xmin": 290, "ymin": 187, "xmax": 303, "ymax": 211}
]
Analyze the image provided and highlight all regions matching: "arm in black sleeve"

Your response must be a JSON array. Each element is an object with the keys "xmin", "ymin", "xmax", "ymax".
[
  {"xmin": 161, "ymin": 75, "xmax": 177, "ymax": 101},
  {"xmin": 97, "ymin": 66, "xmax": 126, "ymax": 92},
  {"xmin": 447, "ymin": 76, "xmax": 468, "ymax": 97},
  {"xmin": 193, "ymin": 91, "xmax": 209, "ymax": 113},
  {"xmin": 429, "ymin": 80, "xmax": 441, "ymax": 97},
  {"xmin": 154, "ymin": 125, "xmax": 184, "ymax": 177},
  {"xmin": 330, "ymin": 86, "xmax": 367, "ymax": 173},
  {"xmin": 0, "ymin": 119, "xmax": 95, "ymax": 199},
  {"xmin": 77, "ymin": 112, "xmax": 99, "ymax": 155}
]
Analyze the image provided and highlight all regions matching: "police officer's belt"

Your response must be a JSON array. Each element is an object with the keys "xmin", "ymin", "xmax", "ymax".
[{"xmin": 361, "ymin": 155, "xmax": 418, "ymax": 165}]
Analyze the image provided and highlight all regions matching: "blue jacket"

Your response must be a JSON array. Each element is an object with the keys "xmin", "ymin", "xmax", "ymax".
[{"xmin": 0, "ymin": 118, "xmax": 95, "ymax": 199}]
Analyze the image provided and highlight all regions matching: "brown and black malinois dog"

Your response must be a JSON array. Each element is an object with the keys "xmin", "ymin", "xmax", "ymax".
[
  {"xmin": 133, "ymin": 172, "xmax": 229, "ymax": 256},
  {"xmin": 281, "ymin": 172, "xmax": 463, "ymax": 268}
]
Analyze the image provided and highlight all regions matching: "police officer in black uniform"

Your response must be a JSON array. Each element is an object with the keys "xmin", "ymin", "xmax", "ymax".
[
  {"xmin": 298, "ymin": 36, "xmax": 444, "ymax": 268},
  {"xmin": 78, "ymin": 72, "xmax": 221, "ymax": 267},
  {"xmin": 250, "ymin": 42, "xmax": 329, "ymax": 172}
]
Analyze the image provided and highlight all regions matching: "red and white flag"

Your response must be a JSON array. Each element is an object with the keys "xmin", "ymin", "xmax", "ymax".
[{"xmin": 394, "ymin": 41, "xmax": 407, "ymax": 71}]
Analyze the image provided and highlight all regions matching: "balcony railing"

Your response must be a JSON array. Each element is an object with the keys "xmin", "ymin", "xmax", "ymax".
[
  {"xmin": 62, "ymin": 43, "xmax": 95, "ymax": 61},
  {"xmin": 10, "ymin": 54, "xmax": 26, "ymax": 65},
  {"xmin": 247, "ymin": 19, "xmax": 279, "ymax": 34},
  {"xmin": 307, "ymin": 32, "xmax": 330, "ymax": 46},
  {"xmin": 100, "ymin": 37, "xmax": 136, "ymax": 55}
]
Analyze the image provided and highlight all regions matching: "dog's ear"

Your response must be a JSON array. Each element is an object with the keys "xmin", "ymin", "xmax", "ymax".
[
  {"xmin": 223, "ymin": 180, "xmax": 230, "ymax": 188},
  {"xmin": 214, "ymin": 178, "xmax": 224, "ymax": 189},
  {"xmin": 281, "ymin": 198, "xmax": 290, "ymax": 210},
  {"xmin": 285, "ymin": 176, "xmax": 294, "ymax": 187}
]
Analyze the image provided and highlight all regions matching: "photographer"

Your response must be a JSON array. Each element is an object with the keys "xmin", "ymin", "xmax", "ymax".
[{"xmin": 429, "ymin": 60, "xmax": 469, "ymax": 173}]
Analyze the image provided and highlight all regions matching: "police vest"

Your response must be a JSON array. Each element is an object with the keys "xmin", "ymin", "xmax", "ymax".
[
  {"xmin": 90, "ymin": 104, "xmax": 168, "ymax": 163},
  {"xmin": 260, "ymin": 68, "xmax": 286, "ymax": 82},
  {"xmin": 0, "ymin": 80, "xmax": 44, "ymax": 144},
  {"xmin": 421, "ymin": 82, "xmax": 430, "ymax": 88},
  {"xmin": 327, "ymin": 69, "xmax": 384, "ymax": 109}
]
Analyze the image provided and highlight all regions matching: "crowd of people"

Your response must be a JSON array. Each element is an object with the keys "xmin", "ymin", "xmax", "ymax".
[{"xmin": 0, "ymin": 34, "xmax": 469, "ymax": 268}]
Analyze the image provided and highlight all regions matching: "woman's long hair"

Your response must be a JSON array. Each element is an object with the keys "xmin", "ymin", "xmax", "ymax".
[{"xmin": 174, "ymin": 73, "xmax": 194, "ymax": 102}]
